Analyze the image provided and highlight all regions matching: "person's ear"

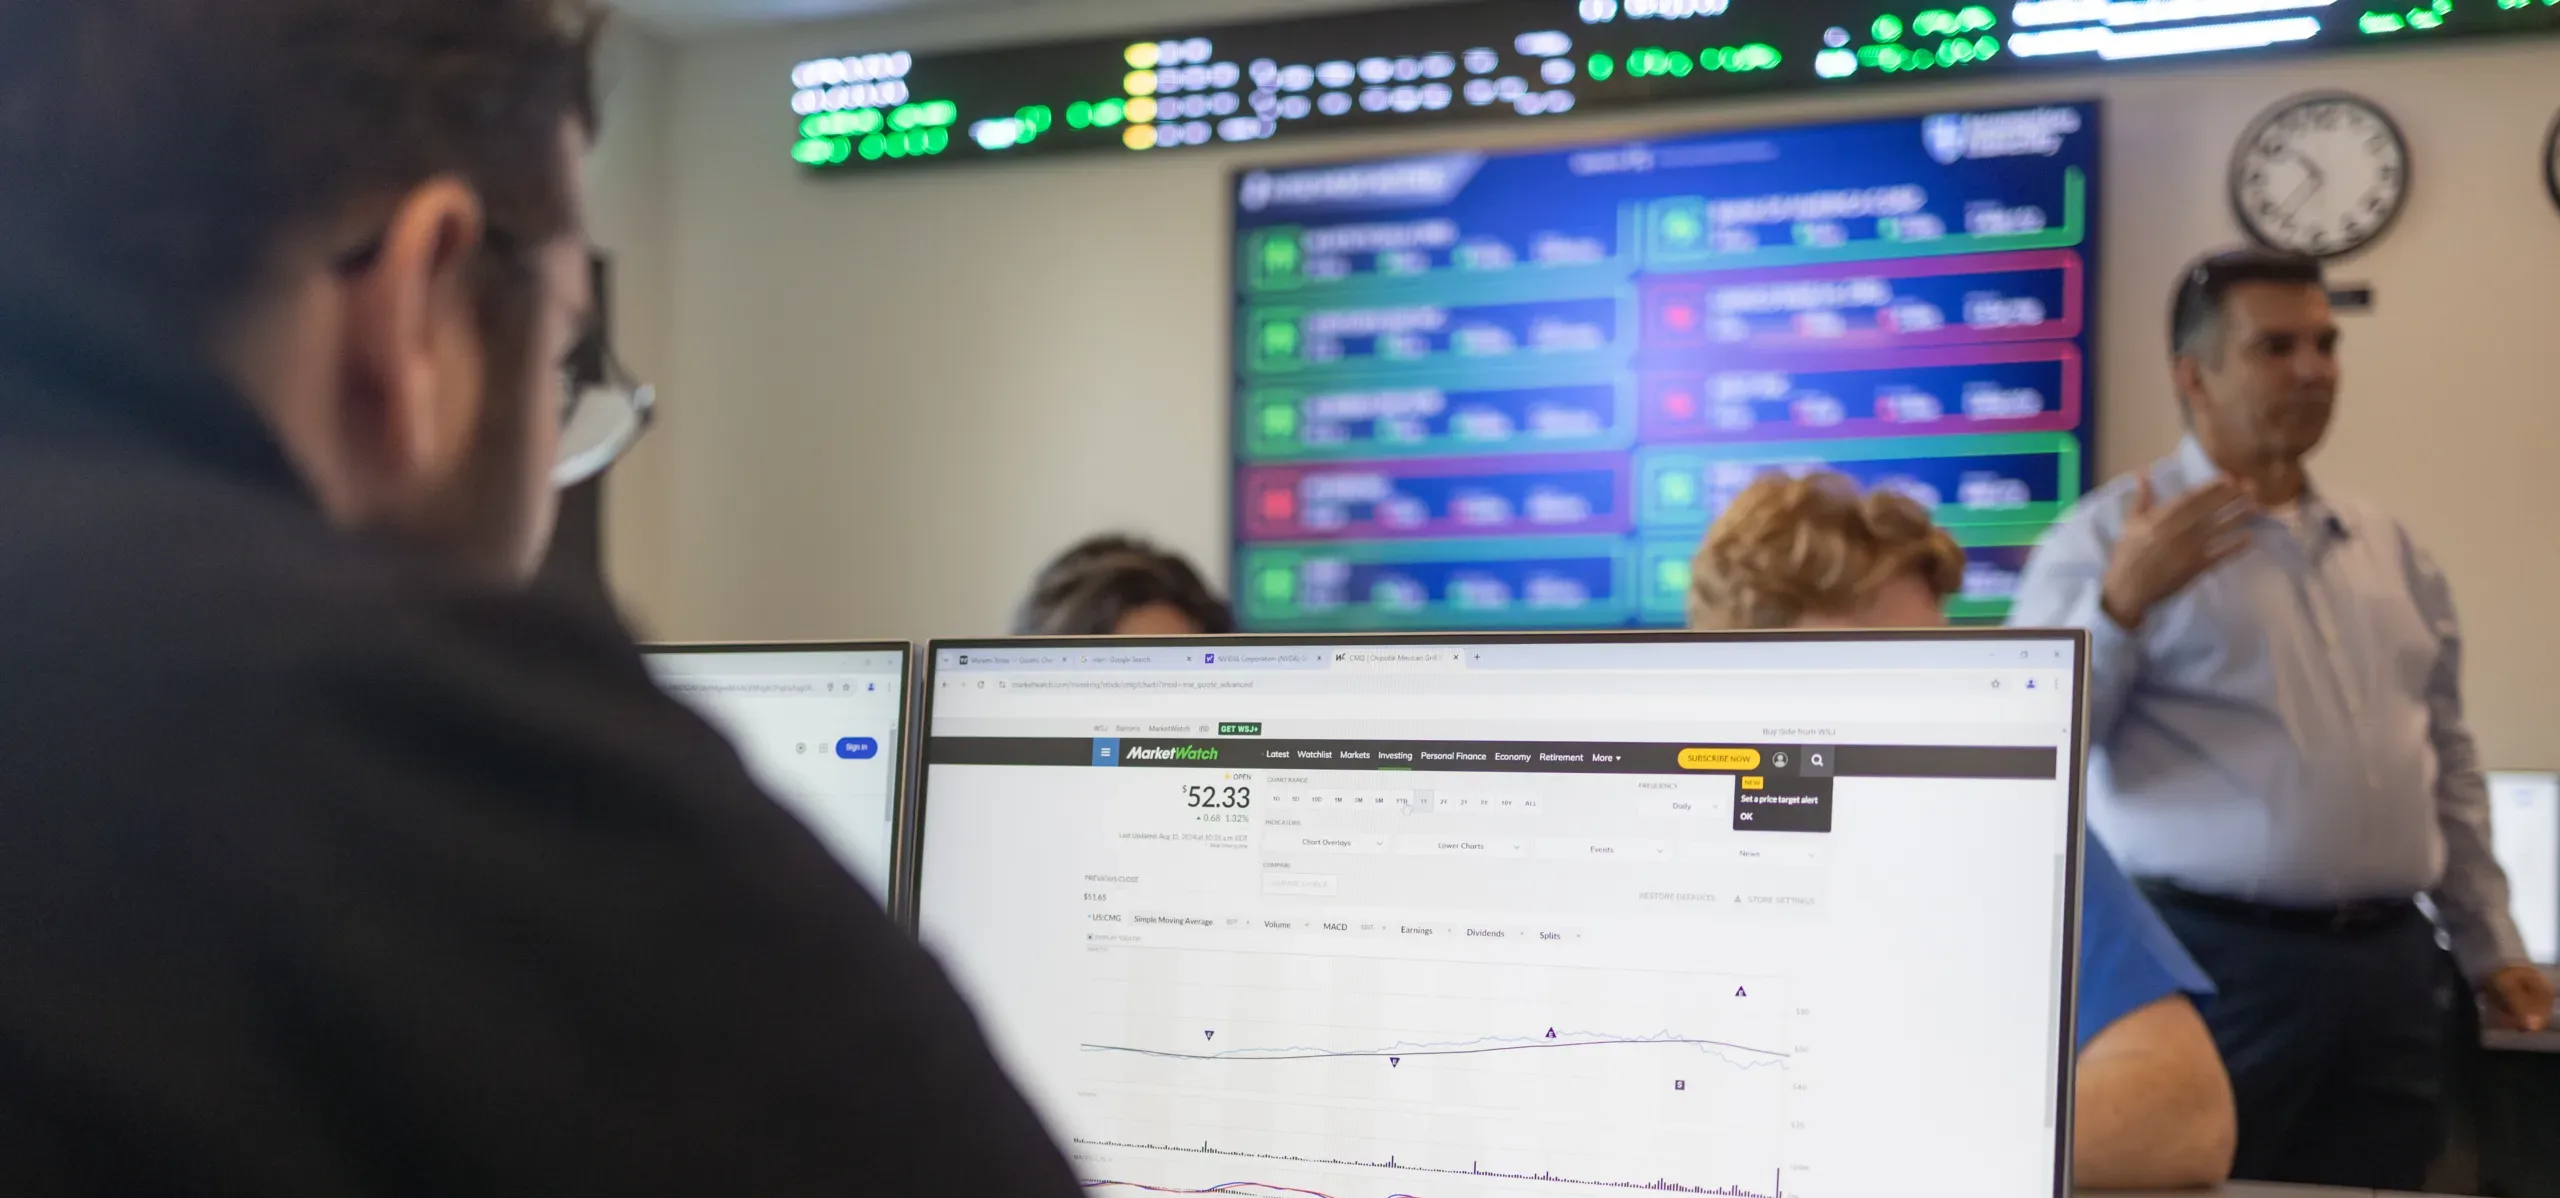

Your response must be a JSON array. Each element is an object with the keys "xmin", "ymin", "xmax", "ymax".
[
  {"xmin": 2170, "ymin": 353, "xmax": 2208, "ymax": 424},
  {"xmin": 335, "ymin": 178, "xmax": 488, "ymax": 498}
]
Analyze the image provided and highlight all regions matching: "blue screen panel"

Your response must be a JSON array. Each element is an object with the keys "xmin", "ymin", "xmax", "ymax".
[{"xmin": 1234, "ymin": 103, "xmax": 2098, "ymax": 628}]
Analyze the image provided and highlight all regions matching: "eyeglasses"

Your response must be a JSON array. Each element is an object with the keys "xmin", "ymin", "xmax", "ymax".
[
  {"xmin": 330, "ymin": 232, "xmax": 654, "ymax": 490},
  {"xmin": 557, "ymin": 350, "xmax": 655, "ymax": 489}
]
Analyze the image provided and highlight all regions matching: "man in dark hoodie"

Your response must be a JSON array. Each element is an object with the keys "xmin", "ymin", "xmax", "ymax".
[{"xmin": 0, "ymin": 3, "xmax": 1077, "ymax": 1194}]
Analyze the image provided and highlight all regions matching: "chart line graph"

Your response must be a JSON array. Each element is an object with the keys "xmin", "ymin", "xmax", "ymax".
[
  {"xmin": 1075, "ymin": 1137, "xmax": 1787, "ymax": 1197},
  {"xmin": 1080, "ymin": 1028, "xmax": 1791, "ymax": 1068},
  {"xmin": 1079, "ymin": 1182, "xmax": 1423, "ymax": 1198},
  {"xmin": 1077, "ymin": 956, "xmax": 1801, "ymax": 1198}
]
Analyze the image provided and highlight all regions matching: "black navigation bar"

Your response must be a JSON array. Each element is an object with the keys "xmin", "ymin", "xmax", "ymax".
[{"xmin": 926, "ymin": 737, "xmax": 2056, "ymax": 781}]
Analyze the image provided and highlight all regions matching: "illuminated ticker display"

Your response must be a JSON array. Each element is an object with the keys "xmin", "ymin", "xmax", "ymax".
[
  {"xmin": 789, "ymin": 0, "xmax": 2560, "ymax": 170},
  {"xmin": 1231, "ymin": 104, "xmax": 2100, "ymax": 630}
]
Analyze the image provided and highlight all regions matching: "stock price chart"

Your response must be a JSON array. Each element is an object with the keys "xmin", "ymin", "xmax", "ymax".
[
  {"xmin": 1232, "ymin": 104, "xmax": 2098, "ymax": 629},
  {"xmin": 786, "ymin": 0, "xmax": 2560, "ymax": 170}
]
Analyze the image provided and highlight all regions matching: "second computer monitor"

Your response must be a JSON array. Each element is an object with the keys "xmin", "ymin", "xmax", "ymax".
[
  {"xmin": 644, "ymin": 642, "xmax": 911, "ymax": 899},
  {"xmin": 2490, "ymin": 770, "xmax": 2560, "ymax": 965},
  {"xmin": 912, "ymin": 631, "xmax": 2089, "ymax": 1198}
]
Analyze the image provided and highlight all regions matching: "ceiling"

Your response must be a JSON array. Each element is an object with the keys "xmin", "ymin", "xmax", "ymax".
[
  {"xmin": 614, "ymin": 0, "xmax": 1267, "ymax": 37},
  {"xmin": 611, "ymin": 0, "xmax": 1417, "ymax": 38},
  {"xmin": 612, "ymin": 0, "xmax": 981, "ymax": 36}
]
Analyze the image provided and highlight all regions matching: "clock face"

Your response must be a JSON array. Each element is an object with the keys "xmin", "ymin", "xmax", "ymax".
[{"xmin": 2230, "ymin": 94, "xmax": 2409, "ymax": 259}]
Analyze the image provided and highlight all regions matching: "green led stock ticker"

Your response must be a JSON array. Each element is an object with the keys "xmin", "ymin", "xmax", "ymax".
[
  {"xmin": 1861, "ymin": 34, "xmax": 2002, "ymax": 70},
  {"xmin": 2362, "ymin": 0, "xmax": 2556, "ymax": 32},
  {"xmin": 1624, "ymin": 43, "xmax": 1782, "ymax": 77},
  {"xmin": 1066, "ymin": 98, "xmax": 1131, "ymax": 129},
  {"xmin": 801, "ymin": 108, "xmax": 884, "ymax": 138},
  {"xmin": 973, "ymin": 105, "xmax": 1057, "ymax": 152},
  {"xmin": 791, "ymin": 98, "xmax": 957, "ymax": 164},
  {"xmin": 1815, "ymin": 4, "xmax": 2004, "ymax": 80},
  {"xmin": 2360, "ymin": 0, "xmax": 2449, "ymax": 30}
]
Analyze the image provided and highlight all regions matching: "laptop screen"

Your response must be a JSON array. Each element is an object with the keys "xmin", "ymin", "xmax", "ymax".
[
  {"xmin": 645, "ymin": 643, "xmax": 909, "ymax": 898},
  {"xmin": 914, "ymin": 631, "xmax": 2086, "ymax": 1198},
  {"xmin": 2490, "ymin": 770, "xmax": 2560, "ymax": 965}
]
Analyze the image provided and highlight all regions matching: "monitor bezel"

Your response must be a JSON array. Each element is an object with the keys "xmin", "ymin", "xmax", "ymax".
[
  {"xmin": 643, "ymin": 639, "xmax": 918, "ymax": 914},
  {"xmin": 908, "ymin": 626, "xmax": 2089, "ymax": 1198}
]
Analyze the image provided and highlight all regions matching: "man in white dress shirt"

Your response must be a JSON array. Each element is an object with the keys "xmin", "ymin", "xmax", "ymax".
[{"xmin": 2011, "ymin": 249, "xmax": 2552, "ymax": 1188}]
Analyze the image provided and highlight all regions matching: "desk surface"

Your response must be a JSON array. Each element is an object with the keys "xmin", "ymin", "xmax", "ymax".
[
  {"xmin": 2089, "ymin": 1184, "xmax": 2442, "ymax": 1198},
  {"xmin": 2482, "ymin": 1025, "xmax": 2560, "ymax": 1053}
]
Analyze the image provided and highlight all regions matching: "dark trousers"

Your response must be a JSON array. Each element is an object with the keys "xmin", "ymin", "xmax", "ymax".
[{"xmin": 2151, "ymin": 898, "xmax": 2449, "ymax": 1190}]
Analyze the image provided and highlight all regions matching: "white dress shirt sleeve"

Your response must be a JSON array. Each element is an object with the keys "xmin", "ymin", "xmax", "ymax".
[
  {"xmin": 2010, "ymin": 489, "xmax": 2143, "ymax": 745},
  {"xmin": 2405, "ymin": 530, "xmax": 2531, "ymax": 979}
]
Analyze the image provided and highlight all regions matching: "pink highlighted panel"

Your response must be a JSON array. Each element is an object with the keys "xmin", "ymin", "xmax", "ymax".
[
  {"xmin": 1639, "ymin": 249, "xmax": 2086, "ymax": 355},
  {"xmin": 1241, "ymin": 453, "xmax": 1631, "ymax": 541},
  {"xmin": 1638, "ymin": 342, "xmax": 2084, "ymax": 445}
]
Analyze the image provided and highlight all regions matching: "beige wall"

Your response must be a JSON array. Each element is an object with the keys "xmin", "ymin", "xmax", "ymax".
[
  {"xmin": 606, "ymin": 9, "xmax": 2560, "ymax": 763},
  {"xmin": 586, "ymin": 19, "xmax": 681, "ymax": 633}
]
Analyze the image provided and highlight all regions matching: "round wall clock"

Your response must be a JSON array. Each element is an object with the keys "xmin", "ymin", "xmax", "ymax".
[
  {"xmin": 2545, "ymin": 108, "xmax": 2560, "ymax": 214},
  {"xmin": 2229, "ymin": 92, "xmax": 2409, "ymax": 259}
]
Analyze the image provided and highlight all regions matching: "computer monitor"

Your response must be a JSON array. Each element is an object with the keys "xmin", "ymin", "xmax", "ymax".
[
  {"xmin": 912, "ymin": 631, "xmax": 2089, "ymax": 1198},
  {"xmin": 645, "ymin": 642, "xmax": 911, "ymax": 899},
  {"xmin": 2489, "ymin": 770, "xmax": 2559, "ymax": 966},
  {"xmin": 1232, "ymin": 103, "xmax": 2101, "ymax": 631}
]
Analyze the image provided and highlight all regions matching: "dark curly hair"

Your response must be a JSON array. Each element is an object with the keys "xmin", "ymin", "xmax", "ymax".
[
  {"xmin": 0, "ymin": 0, "xmax": 601, "ymax": 339},
  {"xmin": 1013, "ymin": 535, "xmax": 1237, "ymax": 637}
]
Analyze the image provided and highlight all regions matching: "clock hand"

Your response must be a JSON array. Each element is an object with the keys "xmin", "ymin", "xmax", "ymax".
[{"xmin": 2278, "ymin": 152, "xmax": 2327, "ymax": 219}]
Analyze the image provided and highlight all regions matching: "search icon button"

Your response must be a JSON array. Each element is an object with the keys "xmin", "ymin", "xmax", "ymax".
[{"xmin": 1802, "ymin": 746, "xmax": 1834, "ymax": 778}]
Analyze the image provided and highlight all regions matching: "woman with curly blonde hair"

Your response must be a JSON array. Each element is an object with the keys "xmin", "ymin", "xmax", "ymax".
[
  {"xmin": 1684, "ymin": 470, "xmax": 2238, "ymax": 1191},
  {"xmin": 1686, "ymin": 472, "xmax": 1964, "ymax": 630}
]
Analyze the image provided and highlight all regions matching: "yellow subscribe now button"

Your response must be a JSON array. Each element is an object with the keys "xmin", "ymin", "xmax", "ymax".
[{"xmin": 1677, "ymin": 747, "xmax": 1761, "ymax": 771}]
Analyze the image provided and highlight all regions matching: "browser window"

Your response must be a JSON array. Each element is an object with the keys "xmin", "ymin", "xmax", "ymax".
[
  {"xmin": 645, "ymin": 644, "xmax": 908, "ymax": 898},
  {"xmin": 915, "ymin": 632, "xmax": 2085, "ymax": 1198}
]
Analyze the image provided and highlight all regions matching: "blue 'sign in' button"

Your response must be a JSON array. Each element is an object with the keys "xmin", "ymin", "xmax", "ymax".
[{"xmin": 835, "ymin": 737, "xmax": 880, "ymax": 760}]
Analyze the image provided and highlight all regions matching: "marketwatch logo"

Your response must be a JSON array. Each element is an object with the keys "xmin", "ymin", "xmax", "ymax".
[{"xmin": 1128, "ymin": 744, "xmax": 1221, "ymax": 763}]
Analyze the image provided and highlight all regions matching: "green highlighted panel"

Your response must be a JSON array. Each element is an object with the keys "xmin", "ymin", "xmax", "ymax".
[
  {"xmin": 1241, "ymin": 537, "xmax": 1635, "ymax": 630},
  {"xmin": 1240, "ymin": 292, "xmax": 1636, "ymax": 388},
  {"xmin": 1635, "ymin": 432, "xmax": 2082, "ymax": 531},
  {"xmin": 1240, "ymin": 371, "xmax": 1637, "ymax": 463},
  {"xmin": 1944, "ymin": 521, "xmax": 2049, "ymax": 624},
  {"xmin": 1644, "ymin": 167, "xmax": 2086, "ymax": 271},
  {"xmin": 1237, "ymin": 203, "xmax": 1643, "ymax": 305},
  {"xmin": 1639, "ymin": 538, "xmax": 1703, "ymax": 625}
]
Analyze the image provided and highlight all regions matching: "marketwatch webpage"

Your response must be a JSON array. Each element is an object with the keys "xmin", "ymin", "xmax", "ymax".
[{"xmin": 916, "ymin": 634, "xmax": 2086, "ymax": 1198}]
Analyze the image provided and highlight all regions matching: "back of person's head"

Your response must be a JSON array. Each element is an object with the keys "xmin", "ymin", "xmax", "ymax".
[
  {"xmin": 1014, "ymin": 535, "xmax": 1238, "ymax": 637},
  {"xmin": 0, "ymin": 0, "xmax": 597, "ymax": 338},
  {"xmin": 1687, "ymin": 472, "xmax": 1964, "ymax": 631},
  {"xmin": 0, "ymin": 0, "xmax": 606, "ymax": 583}
]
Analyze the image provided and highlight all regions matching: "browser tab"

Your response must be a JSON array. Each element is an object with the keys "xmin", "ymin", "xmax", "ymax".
[
  {"xmin": 1328, "ymin": 647, "xmax": 1467, "ymax": 673},
  {"xmin": 1196, "ymin": 648, "xmax": 1331, "ymax": 670}
]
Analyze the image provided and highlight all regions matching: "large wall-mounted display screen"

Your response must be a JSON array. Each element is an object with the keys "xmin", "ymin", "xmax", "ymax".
[
  {"xmin": 1232, "ymin": 103, "xmax": 2098, "ymax": 630},
  {"xmin": 787, "ymin": 1, "xmax": 2554, "ymax": 171}
]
